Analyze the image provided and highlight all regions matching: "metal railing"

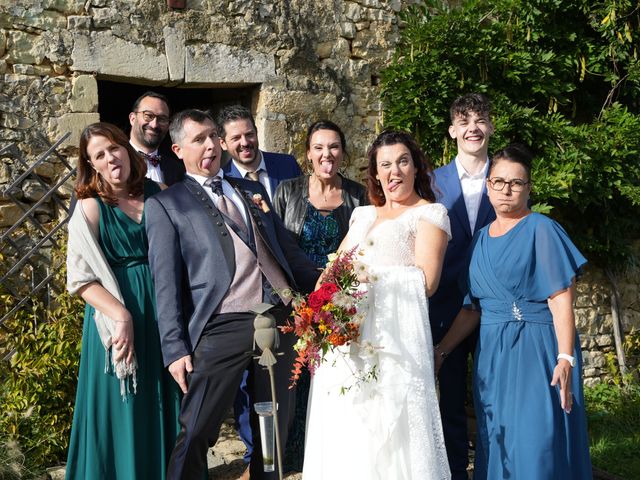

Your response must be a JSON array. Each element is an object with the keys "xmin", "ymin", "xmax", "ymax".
[{"xmin": 0, "ymin": 132, "xmax": 74, "ymax": 329}]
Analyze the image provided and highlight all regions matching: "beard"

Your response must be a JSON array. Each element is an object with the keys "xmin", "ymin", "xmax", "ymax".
[{"xmin": 133, "ymin": 124, "xmax": 164, "ymax": 150}]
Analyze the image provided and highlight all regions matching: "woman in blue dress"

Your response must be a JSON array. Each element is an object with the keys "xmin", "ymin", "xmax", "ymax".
[{"xmin": 435, "ymin": 144, "xmax": 592, "ymax": 479}]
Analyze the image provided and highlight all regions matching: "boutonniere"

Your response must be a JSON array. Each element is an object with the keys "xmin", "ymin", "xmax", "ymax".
[{"xmin": 252, "ymin": 193, "xmax": 270, "ymax": 213}]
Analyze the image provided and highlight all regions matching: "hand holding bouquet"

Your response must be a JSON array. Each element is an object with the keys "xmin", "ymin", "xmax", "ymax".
[{"xmin": 280, "ymin": 246, "xmax": 369, "ymax": 386}]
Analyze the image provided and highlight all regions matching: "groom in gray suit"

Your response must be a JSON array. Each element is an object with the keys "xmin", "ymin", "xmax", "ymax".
[{"xmin": 145, "ymin": 109, "xmax": 318, "ymax": 479}]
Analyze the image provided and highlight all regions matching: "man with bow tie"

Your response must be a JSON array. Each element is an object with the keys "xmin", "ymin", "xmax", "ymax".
[
  {"xmin": 129, "ymin": 91, "xmax": 185, "ymax": 186},
  {"xmin": 145, "ymin": 109, "xmax": 318, "ymax": 479}
]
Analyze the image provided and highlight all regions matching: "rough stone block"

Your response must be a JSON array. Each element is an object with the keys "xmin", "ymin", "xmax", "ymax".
[
  {"xmin": 91, "ymin": 7, "xmax": 118, "ymax": 28},
  {"xmin": 0, "ymin": 29, "xmax": 6, "ymax": 57},
  {"xmin": 12, "ymin": 64, "xmax": 34, "ymax": 75},
  {"xmin": 22, "ymin": 179, "xmax": 47, "ymax": 202},
  {"xmin": 7, "ymin": 30, "xmax": 45, "ymax": 64},
  {"xmin": 595, "ymin": 334, "xmax": 613, "ymax": 347},
  {"xmin": 33, "ymin": 64, "xmax": 53, "ymax": 76},
  {"xmin": 340, "ymin": 22, "xmax": 356, "ymax": 39},
  {"xmin": 344, "ymin": 2, "xmax": 362, "ymax": 22},
  {"xmin": 0, "ymin": 113, "xmax": 34, "ymax": 130},
  {"xmin": 44, "ymin": 0, "xmax": 86, "ymax": 13},
  {"xmin": 70, "ymin": 74, "xmax": 98, "ymax": 112},
  {"xmin": 34, "ymin": 161, "xmax": 58, "ymax": 179},
  {"xmin": 0, "ymin": 162, "xmax": 11, "ymax": 183},
  {"xmin": 185, "ymin": 43, "xmax": 275, "ymax": 84},
  {"xmin": 53, "ymin": 112, "xmax": 100, "ymax": 147},
  {"xmin": 71, "ymin": 32, "xmax": 168, "ymax": 82},
  {"xmin": 389, "ymin": 0, "xmax": 402, "ymax": 12},
  {"xmin": 67, "ymin": 15, "xmax": 92, "ymax": 30},
  {"xmin": 316, "ymin": 41, "xmax": 333, "ymax": 59},
  {"xmin": 0, "ymin": 60, "xmax": 6, "ymax": 75},
  {"xmin": 583, "ymin": 377, "xmax": 601, "ymax": 388},
  {"xmin": 164, "ymin": 25, "xmax": 185, "ymax": 82},
  {"xmin": 0, "ymin": 203, "xmax": 24, "ymax": 227}
]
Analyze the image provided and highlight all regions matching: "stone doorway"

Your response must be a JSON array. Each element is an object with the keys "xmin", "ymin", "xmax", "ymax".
[{"xmin": 97, "ymin": 79, "xmax": 257, "ymax": 157}]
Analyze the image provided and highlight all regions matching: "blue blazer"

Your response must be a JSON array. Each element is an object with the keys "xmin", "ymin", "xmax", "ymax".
[
  {"xmin": 429, "ymin": 160, "xmax": 495, "ymax": 331},
  {"xmin": 223, "ymin": 150, "xmax": 302, "ymax": 198},
  {"xmin": 145, "ymin": 175, "xmax": 318, "ymax": 367}
]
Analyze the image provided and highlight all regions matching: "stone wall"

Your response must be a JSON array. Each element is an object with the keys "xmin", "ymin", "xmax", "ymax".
[
  {"xmin": 576, "ymin": 262, "xmax": 640, "ymax": 386},
  {"xmin": 0, "ymin": 0, "xmax": 411, "ymax": 188},
  {"xmin": 0, "ymin": 0, "xmax": 638, "ymax": 385}
]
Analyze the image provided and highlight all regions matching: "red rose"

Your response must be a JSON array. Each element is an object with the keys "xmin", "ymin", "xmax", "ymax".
[
  {"xmin": 307, "ymin": 290, "xmax": 325, "ymax": 310},
  {"xmin": 307, "ymin": 283, "xmax": 339, "ymax": 310},
  {"xmin": 317, "ymin": 283, "xmax": 339, "ymax": 302}
]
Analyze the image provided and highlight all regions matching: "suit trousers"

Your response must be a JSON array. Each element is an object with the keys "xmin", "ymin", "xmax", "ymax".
[
  {"xmin": 433, "ymin": 324, "xmax": 478, "ymax": 480},
  {"xmin": 167, "ymin": 307, "xmax": 296, "ymax": 480}
]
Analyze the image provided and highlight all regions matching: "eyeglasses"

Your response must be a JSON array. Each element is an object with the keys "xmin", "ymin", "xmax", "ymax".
[
  {"xmin": 135, "ymin": 110, "xmax": 170, "ymax": 125},
  {"xmin": 488, "ymin": 177, "xmax": 530, "ymax": 192}
]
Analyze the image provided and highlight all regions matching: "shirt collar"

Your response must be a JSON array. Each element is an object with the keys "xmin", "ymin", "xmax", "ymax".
[
  {"xmin": 231, "ymin": 151, "xmax": 266, "ymax": 178},
  {"xmin": 454, "ymin": 156, "xmax": 489, "ymax": 180},
  {"xmin": 186, "ymin": 169, "xmax": 225, "ymax": 186}
]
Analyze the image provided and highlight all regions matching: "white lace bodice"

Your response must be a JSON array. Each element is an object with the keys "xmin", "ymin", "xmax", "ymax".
[{"xmin": 344, "ymin": 204, "xmax": 452, "ymax": 267}]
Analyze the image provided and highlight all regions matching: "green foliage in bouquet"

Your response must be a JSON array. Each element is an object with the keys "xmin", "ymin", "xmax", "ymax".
[
  {"xmin": 0, "ymin": 247, "xmax": 83, "ymax": 476},
  {"xmin": 380, "ymin": 0, "xmax": 640, "ymax": 270}
]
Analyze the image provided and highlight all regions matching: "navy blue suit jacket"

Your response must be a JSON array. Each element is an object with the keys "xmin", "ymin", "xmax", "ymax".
[
  {"xmin": 145, "ymin": 175, "xmax": 318, "ymax": 367},
  {"xmin": 223, "ymin": 150, "xmax": 302, "ymax": 198},
  {"xmin": 429, "ymin": 160, "xmax": 495, "ymax": 331}
]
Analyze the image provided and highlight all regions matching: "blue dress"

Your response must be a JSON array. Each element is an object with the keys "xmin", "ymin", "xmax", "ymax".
[{"xmin": 467, "ymin": 213, "xmax": 592, "ymax": 480}]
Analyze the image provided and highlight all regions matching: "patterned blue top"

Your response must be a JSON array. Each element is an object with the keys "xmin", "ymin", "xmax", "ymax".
[{"xmin": 298, "ymin": 200, "xmax": 341, "ymax": 268}]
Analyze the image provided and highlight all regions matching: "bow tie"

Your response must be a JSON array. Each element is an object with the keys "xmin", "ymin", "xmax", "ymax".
[{"xmin": 140, "ymin": 151, "xmax": 161, "ymax": 167}]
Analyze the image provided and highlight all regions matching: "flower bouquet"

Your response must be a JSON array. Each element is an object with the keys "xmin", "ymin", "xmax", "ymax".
[{"xmin": 280, "ymin": 246, "xmax": 371, "ymax": 387}]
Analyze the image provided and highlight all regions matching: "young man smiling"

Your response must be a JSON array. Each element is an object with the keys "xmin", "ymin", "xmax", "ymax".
[{"xmin": 429, "ymin": 93, "xmax": 497, "ymax": 480}]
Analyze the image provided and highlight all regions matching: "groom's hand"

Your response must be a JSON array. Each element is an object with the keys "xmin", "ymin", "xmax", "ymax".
[{"xmin": 169, "ymin": 355, "xmax": 193, "ymax": 393}]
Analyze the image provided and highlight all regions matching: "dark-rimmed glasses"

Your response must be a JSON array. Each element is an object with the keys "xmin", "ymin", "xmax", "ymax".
[
  {"xmin": 488, "ymin": 177, "xmax": 530, "ymax": 192},
  {"xmin": 135, "ymin": 110, "xmax": 170, "ymax": 125}
]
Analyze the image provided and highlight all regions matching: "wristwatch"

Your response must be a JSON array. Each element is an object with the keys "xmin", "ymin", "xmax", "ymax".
[{"xmin": 557, "ymin": 353, "xmax": 576, "ymax": 367}]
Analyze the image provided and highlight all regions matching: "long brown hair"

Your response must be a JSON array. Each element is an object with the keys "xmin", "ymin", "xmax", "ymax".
[
  {"xmin": 366, "ymin": 130, "xmax": 436, "ymax": 206},
  {"xmin": 75, "ymin": 122, "xmax": 147, "ymax": 205}
]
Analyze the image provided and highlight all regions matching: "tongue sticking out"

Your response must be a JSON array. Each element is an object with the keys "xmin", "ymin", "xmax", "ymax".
[
  {"xmin": 319, "ymin": 161, "xmax": 333, "ymax": 175},
  {"xmin": 201, "ymin": 157, "xmax": 212, "ymax": 170}
]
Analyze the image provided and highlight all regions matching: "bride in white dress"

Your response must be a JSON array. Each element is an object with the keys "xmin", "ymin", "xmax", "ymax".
[{"xmin": 303, "ymin": 131, "xmax": 452, "ymax": 479}]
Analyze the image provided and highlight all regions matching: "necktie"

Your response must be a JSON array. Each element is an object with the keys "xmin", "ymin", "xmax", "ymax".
[
  {"xmin": 247, "ymin": 169, "xmax": 261, "ymax": 182},
  {"xmin": 140, "ymin": 151, "xmax": 160, "ymax": 167},
  {"xmin": 208, "ymin": 177, "xmax": 247, "ymax": 234}
]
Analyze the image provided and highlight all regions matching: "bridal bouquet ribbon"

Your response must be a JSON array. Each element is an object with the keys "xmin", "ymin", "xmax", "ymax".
[{"xmin": 280, "ymin": 246, "xmax": 370, "ymax": 387}]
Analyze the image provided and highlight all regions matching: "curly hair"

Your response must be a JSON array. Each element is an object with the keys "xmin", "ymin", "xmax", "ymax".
[
  {"xmin": 366, "ymin": 130, "xmax": 436, "ymax": 206},
  {"xmin": 75, "ymin": 122, "xmax": 147, "ymax": 205}
]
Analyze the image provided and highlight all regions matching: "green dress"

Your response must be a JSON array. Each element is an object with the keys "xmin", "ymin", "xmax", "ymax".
[{"xmin": 66, "ymin": 181, "xmax": 180, "ymax": 480}]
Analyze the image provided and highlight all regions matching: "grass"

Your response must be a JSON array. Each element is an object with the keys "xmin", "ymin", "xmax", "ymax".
[{"xmin": 586, "ymin": 382, "xmax": 640, "ymax": 479}]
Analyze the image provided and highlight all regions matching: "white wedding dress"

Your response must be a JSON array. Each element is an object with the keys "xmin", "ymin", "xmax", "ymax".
[{"xmin": 303, "ymin": 204, "xmax": 452, "ymax": 480}]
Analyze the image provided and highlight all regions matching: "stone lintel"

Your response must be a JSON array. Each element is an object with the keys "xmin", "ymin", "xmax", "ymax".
[
  {"xmin": 70, "ymin": 31, "xmax": 168, "ymax": 82},
  {"xmin": 185, "ymin": 43, "xmax": 275, "ymax": 84}
]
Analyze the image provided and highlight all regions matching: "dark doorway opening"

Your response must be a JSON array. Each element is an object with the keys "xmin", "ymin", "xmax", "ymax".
[{"xmin": 97, "ymin": 80, "xmax": 257, "ymax": 161}]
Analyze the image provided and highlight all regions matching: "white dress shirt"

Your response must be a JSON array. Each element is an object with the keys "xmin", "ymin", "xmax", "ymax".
[
  {"xmin": 130, "ymin": 140, "xmax": 163, "ymax": 184},
  {"xmin": 455, "ymin": 156, "xmax": 489, "ymax": 233},
  {"xmin": 231, "ymin": 152, "xmax": 273, "ymax": 200},
  {"xmin": 187, "ymin": 171, "xmax": 249, "ymax": 227}
]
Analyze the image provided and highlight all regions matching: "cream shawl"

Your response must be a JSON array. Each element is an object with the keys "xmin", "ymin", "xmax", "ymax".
[{"xmin": 66, "ymin": 200, "xmax": 137, "ymax": 398}]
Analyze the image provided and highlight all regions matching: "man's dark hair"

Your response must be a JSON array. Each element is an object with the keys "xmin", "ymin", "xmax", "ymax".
[
  {"xmin": 131, "ymin": 91, "xmax": 171, "ymax": 113},
  {"xmin": 169, "ymin": 109, "xmax": 216, "ymax": 145},
  {"xmin": 449, "ymin": 93, "xmax": 491, "ymax": 122},
  {"xmin": 216, "ymin": 105, "xmax": 257, "ymax": 138}
]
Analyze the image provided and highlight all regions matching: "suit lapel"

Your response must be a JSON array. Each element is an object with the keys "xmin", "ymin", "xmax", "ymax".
[{"xmin": 443, "ymin": 161, "xmax": 472, "ymax": 239}]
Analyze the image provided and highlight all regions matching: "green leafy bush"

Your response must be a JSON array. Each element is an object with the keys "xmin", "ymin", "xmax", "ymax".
[
  {"xmin": 381, "ymin": 0, "xmax": 640, "ymax": 270},
  {"xmin": 0, "ymin": 246, "xmax": 84, "ymax": 476},
  {"xmin": 585, "ymin": 382, "xmax": 640, "ymax": 478}
]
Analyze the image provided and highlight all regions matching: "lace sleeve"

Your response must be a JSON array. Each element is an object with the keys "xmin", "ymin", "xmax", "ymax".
[
  {"xmin": 413, "ymin": 203, "xmax": 452, "ymax": 240},
  {"xmin": 349, "ymin": 205, "xmax": 375, "ymax": 228}
]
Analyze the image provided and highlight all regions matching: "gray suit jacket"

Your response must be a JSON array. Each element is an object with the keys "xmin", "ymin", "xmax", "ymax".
[{"xmin": 145, "ymin": 175, "xmax": 319, "ymax": 367}]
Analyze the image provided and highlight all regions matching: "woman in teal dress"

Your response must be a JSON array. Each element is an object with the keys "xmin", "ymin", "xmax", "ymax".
[
  {"xmin": 435, "ymin": 144, "xmax": 592, "ymax": 479},
  {"xmin": 273, "ymin": 120, "xmax": 367, "ymax": 471},
  {"xmin": 65, "ymin": 122, "xmax": 180, "ymax": 479}
]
